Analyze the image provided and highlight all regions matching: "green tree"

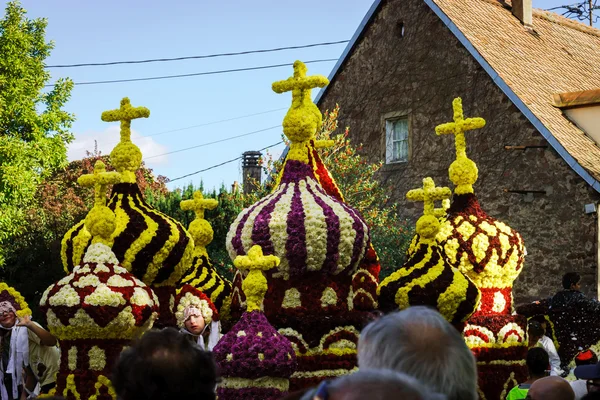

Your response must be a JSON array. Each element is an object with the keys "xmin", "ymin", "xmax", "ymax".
[{"xmin": 0, "ymin": 1, "xmax": 74, "ymax": 267}]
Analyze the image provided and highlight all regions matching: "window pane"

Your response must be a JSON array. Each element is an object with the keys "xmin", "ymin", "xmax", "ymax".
[
  {"xmin": 385, "ymin": 117, "xmax": 409, "ymax": 163},
  {"xmin": 393, "ymin": 140, "xmax": 401, "ymax": 161},
  {"xmin": 399, "ymin": 138, "xmax": 408, "ymax": 161},
  {"xmin": 393, "ymin": 119, "xmax": 408, "ymax": 141}
]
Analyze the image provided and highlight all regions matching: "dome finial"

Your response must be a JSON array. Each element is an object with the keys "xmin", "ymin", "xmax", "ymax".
[
  {"xmin": 272, "ymin": 61, "xmax": 331, "ymax": 163},
  {"xmin": 101, "ymin": 97, "xmax": 150, "ymax": 183},
  {"xmin": 77, "ymin": 160, "xmax": 121, "ymax": 245},
  {"xmin": 406, "ymin": 177, "xmax": 452, "ymax": 241},
  {"xmin": 435, "ymin": 98, "xmax": 486, "ymax": 194},
  {"xmin": 181, "ymin": 191, "xmax": 219, "ymax": 250},
  {"xmin": 181, "ymin": 191, "xmax": 218, "ymax": 220},
  {"xmin": 234, "ymin": 245, "xmax": 279, "ymax": 312}
]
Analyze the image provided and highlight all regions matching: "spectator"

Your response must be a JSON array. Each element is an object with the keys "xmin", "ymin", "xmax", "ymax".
[
  {"xmin": 550, "ymin": 273, "xmax": 600, "ymax": 312},
  {"xmin": 506, "ymin": 347, "xmax": 549, "ymax": 399},
  {"xmin": 575, "ymin": 360, "xmax": 600, "ymax": 396},
  {"xmin": 295, "ymin": 369, "xmax": 446, "ymax": 400},
  {"xmin": 528, "ymin": 320, "xmax": 562, "ymax": 376},
  {"xmin": 357, "ymin": 306, "xmax": 477, "ymax": 400},
  {"xmin": 177, "ymin": 305, "xmax": 220, "ymax": 351},
  {"xmin": 112, "ymin": 328, "xmax": 218, "ymax": 400},
  {"xmin": 571, "ymin": 350, "xmax": 598, "ymax": 399},
  {"xmin": 0, "ymin": 300, "xmax": 59, "ymax": 400},
  {"xmin": 527, "ymin": 376, "xmax": 575, "ymax": 400}
]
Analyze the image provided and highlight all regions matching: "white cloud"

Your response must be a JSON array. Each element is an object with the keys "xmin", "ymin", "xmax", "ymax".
[{"xmin": 68, "ymin": 125, "xmax": 169, "ymax": 166}]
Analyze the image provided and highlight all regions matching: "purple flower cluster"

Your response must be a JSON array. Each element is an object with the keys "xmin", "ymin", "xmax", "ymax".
[
  {"xmin": 217, "ymin": 387, "xmax": 285, "ymax": 400},
  {"xmin": 213, "ymin": 311, "xmax": 297, "ymax": 379}
]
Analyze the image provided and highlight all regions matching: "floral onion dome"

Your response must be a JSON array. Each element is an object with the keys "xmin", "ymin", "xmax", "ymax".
[
  {"xmin": 40, "ymin": 161, "xmax": 159, "ymax": 400},
  {"xmin": 378, "ymin": 178, "xmax": 480, "ymax": 324},
  {"xmin": 40, "ymin": 243, "xmax": 159, "ymax": 340},
  {"xmin": 213, "ymin": 246, "xmax": 297, "ymax": 400},
  {"xmin": 179, "ymin": 191, "xmax": 232, "ymax": 311},
  {"xmin": 61, "ymin": 98, "xmax": 194, "ymax": 287},
  {"xmin": 41, "ymin": 161, "xmax": 159, "ymax": 340},
  {"xmin": 174, "ymin": 284, "xmax": 219, "ymax": 327},
  {"xmin": 0, "ymin": 283, "xmax": 32, "ymax": 318},
  {"xmin": 226, "ymin": 61, "xmax": 369, "ymax": 280},
  {"xmin": 433, "ymin": 98, "xmax": 525, "ymax": 314}
]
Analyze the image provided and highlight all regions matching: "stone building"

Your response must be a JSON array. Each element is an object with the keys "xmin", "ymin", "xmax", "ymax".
[{"xmin": 315, "ymin": 0, "xmax": 600, "ymax": 302}]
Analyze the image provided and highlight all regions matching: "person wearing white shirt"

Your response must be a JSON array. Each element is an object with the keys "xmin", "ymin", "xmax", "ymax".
[{"xmin": 528, "ymin": 320, "xmax": 563, "ymax": 376}]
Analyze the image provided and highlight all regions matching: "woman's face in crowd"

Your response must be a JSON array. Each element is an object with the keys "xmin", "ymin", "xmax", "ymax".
[
  {"xmin": 0, "ymin": 311, "xmax": 16, "ymax": 328},
  {"xmin": 185, "ymin": 314, "xmax": 205, "ymax": 335}
]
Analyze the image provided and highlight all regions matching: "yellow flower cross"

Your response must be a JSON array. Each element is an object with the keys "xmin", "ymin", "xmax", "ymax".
[
  {"xmin": 78, "ymin": 161, "xmax": 122, "ymax": 208},
  {"xmin": 78, "ymin": 160, "xmax": 122, "ymax": 244},
  {"xmin": 101, "ymin": 97, "xmax": 150, "ymax": 144},
  {"xmin": 435, "ymin": 98, "xmax": 486, "ymax": 195},
  {"xmin": 180, "ymin": 191, "xmax": 218, "ymax": 220},
  {"xmin": 101, "ymin": 97, "xmax": 150, "ymax": 183},
  {"xmin": 406, "ymin": 177, "xmax": 451, "ymax": 240},
  {"xmin": 234, "ymin": 245, "xmax": 280, "ymax": 312},
  {"xmin": 272, "ymin": 61, "xmax": 332, "ymax": 162}
]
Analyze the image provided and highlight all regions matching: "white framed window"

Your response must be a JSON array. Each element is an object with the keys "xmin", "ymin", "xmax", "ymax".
[{"xmin": 385, "ymin": 117, "xmax": 409, "ymax": 163}]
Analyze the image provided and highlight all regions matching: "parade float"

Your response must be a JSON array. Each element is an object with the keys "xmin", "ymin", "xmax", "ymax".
[
  {"xmin": 377, "ymin": 177, "xmax": 481, "ymax": 325},
  {"xmin": 60, "ymin": 98, "xmax": 195, "ymax": 327},
  {"xmin": 214, "ymin": 245, "xmax": 297, "ymax": 400},
  {"xmin": 40, "ymin": 160, "xmax": 159, "ymax": 400},
  {"xmin": 226, "ymin": 61, "xmax": 380, "ymax": 390},
  {"xmin": 432, "ymin": 98, "xmax": 528, "ymax": 399}
]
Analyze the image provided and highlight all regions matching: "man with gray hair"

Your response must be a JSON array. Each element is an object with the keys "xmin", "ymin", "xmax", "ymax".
[
  {"xmin": 297, "ymin": 369, "xmax": 446, "ymax": 400},
  {"xmin": 357, "ymin": 306, "xmax": 477, "ymax": 400}
]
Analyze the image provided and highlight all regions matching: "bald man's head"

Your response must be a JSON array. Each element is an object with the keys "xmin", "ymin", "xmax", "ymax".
[
  {"xmin": 528, "ymin": 376, "xmax": 574, "ymax": 400},
  {"xmin": 358, "ymin": 307, "xmax": 477, "ymax": 400}
]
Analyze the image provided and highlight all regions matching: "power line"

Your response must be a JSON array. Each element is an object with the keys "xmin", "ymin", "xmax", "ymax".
[
  {"xmin": 45, "ymin": 59, "xmax": 339, "ymax": 87},
  {"xmin": 168, "ymin": 141, "xmax": 285, "ymax": 182},
  {"xmin": 46, "ymin": 40, "xmax": 350, "ymax": 68},
  {"xmin": 101, "ymin": 107, "xmax": 287, "ymax": 146},
  {"xmin": 144, "ymin": 125, "xmax": 281, "ymax": 160}
]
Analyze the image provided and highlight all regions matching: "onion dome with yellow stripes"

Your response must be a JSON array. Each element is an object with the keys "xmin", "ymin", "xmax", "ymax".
[
  {"xmin": 60, "ymin": 98, "xmax": 194, "ymax": 287},
  {"xmin": 179, "ymin": 191, "xmax": 232, "ymax": 311},
  {"xmin": 378, "ymin": 177, "xmax": 480, "ymax": 324}
]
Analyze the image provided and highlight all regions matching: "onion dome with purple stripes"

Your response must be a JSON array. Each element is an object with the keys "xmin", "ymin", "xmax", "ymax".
[
  {"xmin": 226, "ymin": 63, "xmax": 370, "ymax": 280},
  {"xmin": 61, "ymin": 98, "xmax": 194, "ymax": 288}
]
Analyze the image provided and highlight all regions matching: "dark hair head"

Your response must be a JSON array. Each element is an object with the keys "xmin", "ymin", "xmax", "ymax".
[
  {"xmin": 530, "ymin": 315, "xmax": 547, "ymax": 326},
  {"xmin": 528, "ymin": 321, "xmax": 545, "ymax": 339},
  {"xmin": 563, "ymin": 272, "xmax": 581, "ymax": 290},
  {"xmin": 112, "ymin": 327, "xmax": 218, "ymax": 400},
  {"xmin": 527, "ymin": 347, "xmax": 549, "ymax": 377},
  {"xmin": 576, "ymin": 350, "xmax": 598, "ymax": 366}
]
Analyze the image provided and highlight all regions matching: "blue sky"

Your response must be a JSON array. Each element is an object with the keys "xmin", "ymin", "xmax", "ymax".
[{"xmin": 17, "ymin": 0, "xmax": 597, "ymax": 192}]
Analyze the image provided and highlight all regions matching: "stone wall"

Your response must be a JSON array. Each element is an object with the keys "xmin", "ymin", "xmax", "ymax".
[{"xmin": 317, "ymin": 0, "xmax": 600, "ymax": 302}]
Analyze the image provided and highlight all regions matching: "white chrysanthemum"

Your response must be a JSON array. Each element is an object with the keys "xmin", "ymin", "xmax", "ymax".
[{"xmin": 83, "ymin": 243, "xmax": 119, "ymax": 264}]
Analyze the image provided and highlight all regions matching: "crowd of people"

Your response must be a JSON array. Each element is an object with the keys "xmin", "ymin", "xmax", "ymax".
[{"xmin": 1, "ymin": 271, "xmax": 600, "ymax": 399}]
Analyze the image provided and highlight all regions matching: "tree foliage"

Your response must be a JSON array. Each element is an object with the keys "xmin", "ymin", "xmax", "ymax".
[{"xmin": 0, "ymin": 1, "xmax": 74, "ymax": 266}]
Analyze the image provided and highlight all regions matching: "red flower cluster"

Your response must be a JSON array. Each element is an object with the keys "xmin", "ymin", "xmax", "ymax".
[{"xmin": 41, "ymin": 262, "xmax": 158, "ymax": 331}]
